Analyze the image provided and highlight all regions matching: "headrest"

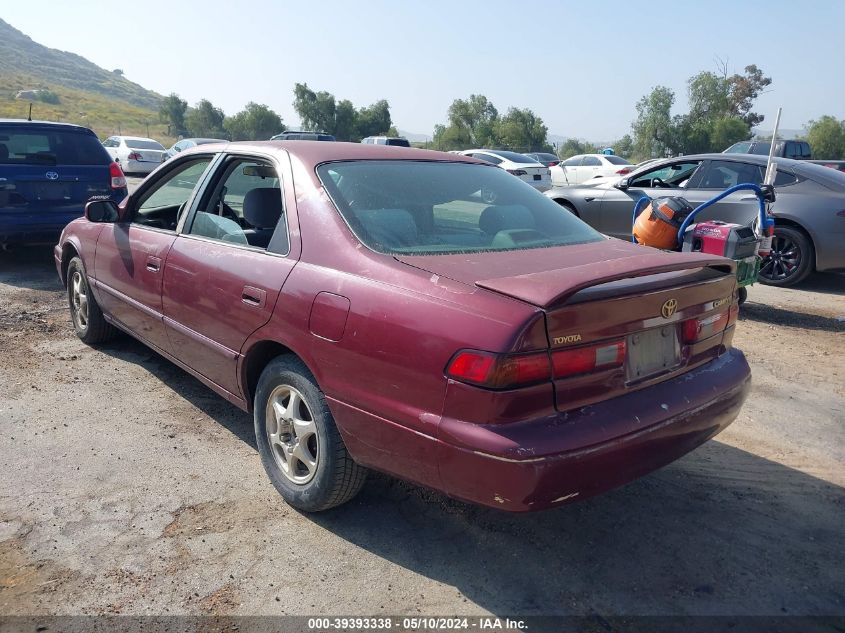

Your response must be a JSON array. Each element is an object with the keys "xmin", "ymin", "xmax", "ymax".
[
  {"xmin": 355, "ymin": 208, "xmax": 418, "ymax": 249},
  {"xmin": 243, "ymin": 187, "xmax": 283, "ymax": 229},
  {"xmin": 479, "ymin": 205, "xmax": 536, "ymax": 235}
]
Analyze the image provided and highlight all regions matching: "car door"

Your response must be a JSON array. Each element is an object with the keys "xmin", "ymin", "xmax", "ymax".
[
  {"xmin": 578, "ymin": 156, "xmax": 602, "ymax": 183},
  {"xmin": 685, "ymin": 159, "xmax": 781, "ymax": 226},
  {"xmin": 161, "ymin": 151, "xmax": 298, "ymax": 397},
  {"xmin": 598, "ymin": 159, "xmax": 706, "ymax": 239},
  {"xmin": 555, "ymin": 155, "xmax": 582, "ymax": 186},
  {"xmin": 93, "ymin": 155, "xmax": 215, "ymax": 352}
]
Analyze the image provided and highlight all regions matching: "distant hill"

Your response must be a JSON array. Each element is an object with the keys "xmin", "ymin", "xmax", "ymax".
[
  {"xmin": 0, "ymin": 19, "xmax": 175, "ymax": 143},
  {"xmin": 0, "ymin": 18, "xmax": 162, "ymax": 109}
]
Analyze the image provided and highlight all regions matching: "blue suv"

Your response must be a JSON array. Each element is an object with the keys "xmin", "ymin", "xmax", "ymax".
[{"xmin": 0, "ymin": 119, "xmax": 128, "ymax": 245}]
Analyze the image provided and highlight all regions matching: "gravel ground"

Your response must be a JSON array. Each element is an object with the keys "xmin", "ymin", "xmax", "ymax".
[{"xmin": 0, "ymin": 243, "xmax": 843, "ymax": 618}]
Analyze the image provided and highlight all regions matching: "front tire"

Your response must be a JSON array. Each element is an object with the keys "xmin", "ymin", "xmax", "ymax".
[
  {"xmin": 758, "ymin": 226, "xmax": 814, "ymax": 287},
  {"xmin": 254, "ymin": 356, "xmax": 367, "ymax": 511},
  {"xmin": 67, "ymin": 256, "xmax": 117, "ymax": 344}
]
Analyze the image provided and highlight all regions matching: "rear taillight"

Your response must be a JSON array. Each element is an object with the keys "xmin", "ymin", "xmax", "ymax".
[
  {"xmin": 615, "ymin": 168, "xmax": 632, "ymax": 175},
  {"xmin": 127, "ymin": 151, "xmax": 142, "ymax": 161},
  {"xmin": 551, "ymin": 340, "xmax": 625, "ymax": 379},
  {"xmin": 447, "ymin": 340, "xmax": 626, "ymax": 389},
  {"xmin": 446, "ymin": 350, "xmax": 550, "ymax": 389},
  {"xmin": 109, "ymin": 162, "xmax": 127, "ymax": 189},
  {"xmin": 506, "ymin": 169, "xmax": 528, "ymax": 176},
  {"xmin": 682, "ymin": 307, "xmax": 735, "ymax": 344}
]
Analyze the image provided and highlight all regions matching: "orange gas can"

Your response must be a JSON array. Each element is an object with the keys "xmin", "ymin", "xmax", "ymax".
[{"xmin": 633, "ymin": 196, "xmax": 694, "ymax": 250}]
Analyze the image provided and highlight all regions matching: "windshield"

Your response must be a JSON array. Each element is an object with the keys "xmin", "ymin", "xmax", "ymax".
[
  {"xmin": 126, "ymin": 139, "xmax": 165, "ymax": 150},
  {"xmin": 0, "ymin": 127, "xmax": 110, "ymax": 166},
  {"xmin": 317, "ymin": 160, "xmax": 603, "ymax": 255}
]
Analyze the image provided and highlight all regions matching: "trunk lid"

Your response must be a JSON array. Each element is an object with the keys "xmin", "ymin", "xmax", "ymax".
[
  {"xmin": 397, "ymin": 239, "xmax": 738, "ymax": 411},
  {"xmin": 0, "ymin": 164, "xmax": 112, "ymax": 211}
]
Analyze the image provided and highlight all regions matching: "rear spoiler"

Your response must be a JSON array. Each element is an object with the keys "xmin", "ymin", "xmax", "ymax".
[{"xmin": 475, "ymin": 251, "xmax": 735, "ymax": 308}]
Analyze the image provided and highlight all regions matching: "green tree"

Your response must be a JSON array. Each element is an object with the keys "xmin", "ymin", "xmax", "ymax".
[
  {"xmin": 806, "ymin": 115, "xmax": 845, "ymax": 159},
  {"xmin": 293, "ymin": 83, "xmax": 337, "ymax": 133},
  {"xmin": 556, "ymin": 138, "xmax": 599, "ymax": 159},
  {"xmin": 334, "ymin": 99, "xmax": 356, "ymax": 141},
  {"xmin": 727, "ymin": 64, "xmax": 772, "ymax": 127},
  {"xmin": 225, "ymin": 102, "xmax": 284, "ymax": 141},
  {"xmin": 185, "ymin": 99, "xmax": 226, "ymax": 138},
  {"xmin": 687, "ymin": 71, "xmax": 731, "ymax": 121},
  {"xmin": 632, "ymin": 86, "xmax": 676, "ymax": 158},
  {"xmin": 159, "ymin": 93, "xmax": 187, "ymax": 136},
  {"xmin": 493, "ymin": 107, "xmax": 550, "ymax": 152},
  {"xmin": 433, "ymin": 94, "xmax": 500, "ymax": 150},
  {"xmin": 709, "ymin": 117, "xmax": 752, "ymax": 152},
  {"xmin": 354, "ymin": 99, "xmax": 392, "ymax": 140},
  {"xmin": 611, "ymin": 134, "xmax": 634, "ymax": 159}
]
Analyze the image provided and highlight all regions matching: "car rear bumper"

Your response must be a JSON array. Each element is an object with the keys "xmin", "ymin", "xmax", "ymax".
[
  {"xmin": 0, "ymin": 210, "xmax": 84, "ymax": 244},
  {"xmin": 435, "ymin": 348, "xmax": 751, "ymax": 511},
  {"xmin": 123, "ymin": 159, "xmax": 161, "ymax": 174}
]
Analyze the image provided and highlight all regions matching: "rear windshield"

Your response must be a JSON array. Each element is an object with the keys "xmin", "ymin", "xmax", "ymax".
[
  {"xmin": 317, "ymin": 160, "xmax": 603, "ymax": 255},
  {"xmin": 724, "ymin": 142, "xmax": 752, "ymax": 153},
  {"xmin": 126, "ymin": 139, "xmax": 165, "ymax": 150},
  {"xmin": 489, "ymin": 151, "xmax": 539, "ymax": 164},
  {"xmin": 534, "ymin": 153, "xmax": 559, "ymax": 162},
  {"xmin": 604, "ymin": 155, "xmax": 632, "ymax": 165},
  {"xmin": 749, "ymin": 142, "xmax": 772, "ymax": 155},
  {"xmin": 385, "ymin": 138, "xmax": 411, "ymax": 147},
  {"xmin": 0, "ymin": 127, "xmax": 110, "ymax": 166}
]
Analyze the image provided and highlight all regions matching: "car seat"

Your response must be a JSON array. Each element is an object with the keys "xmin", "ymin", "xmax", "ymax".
[
  {"xmin": 243, "ymin": 187, "xmax": 283, "ymax": 248},
  {"xmin": 478, "ymin": 205, "xmax": 536, "ymax": 235},
  {"xmin": 355, "ymin": 208, "xmax": 418, "ymax": 249}
]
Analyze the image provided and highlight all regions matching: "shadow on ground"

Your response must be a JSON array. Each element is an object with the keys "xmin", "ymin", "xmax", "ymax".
[
  {"xmin": 0, "ymin": 244, "xmax": 60, "ymax": 291},
  {"xmin": 793, "ymin": 272, "xmax": 845, "ymax": 297},
  {"xmin": 740, "ymin": 302, "xmax": 845, "ymax": 332},
  {"xmin": 94, "ymin": 336, "xmax": 845, "ymax": 618}
]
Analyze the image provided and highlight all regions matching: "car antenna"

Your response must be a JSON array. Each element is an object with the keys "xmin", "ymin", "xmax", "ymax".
[{"xmin": 27, "ymin": 102, "xmax": 32, "ymax": 121}]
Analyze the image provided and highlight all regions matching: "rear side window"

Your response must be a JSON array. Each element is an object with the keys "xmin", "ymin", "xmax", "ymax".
[{"xmin": 0, "ymin": 127, "xmax": 110, "ymax": 166}]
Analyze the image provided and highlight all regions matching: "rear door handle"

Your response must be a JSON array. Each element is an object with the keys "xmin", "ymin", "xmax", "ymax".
[
  {"xmin": 242, "ymin": 286, "xmax": 266, "ymax": 308},
  {"xmin": 146, "ymin": 256, "xmax": 161, "ymax": 272}
]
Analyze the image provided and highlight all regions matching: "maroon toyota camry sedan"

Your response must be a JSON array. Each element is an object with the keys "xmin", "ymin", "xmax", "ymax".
[{"xmin": 54, "ymin": 142, "xmax": 750, "ymax": 512}]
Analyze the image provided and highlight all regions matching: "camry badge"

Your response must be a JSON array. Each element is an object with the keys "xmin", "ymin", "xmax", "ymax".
[
  {"xmin": 46, "ymin": 171, "xmax": 59, "ymax": 180},
  {"xmin": 661, "ymin": 299, "xmax": 678, "ymax": 319}
]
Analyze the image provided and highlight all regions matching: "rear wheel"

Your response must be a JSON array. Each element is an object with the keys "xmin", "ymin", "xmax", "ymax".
[
  {"xmin": 737, "ymin": 286, "xmax": 748, "ymax": 305},
  {"xmin": 67, "ymin": 256, "xmax": 117, "ymax": 344},
  {"xmin": 254, "ymin": 356, "xmax": 367, "ymax": 511},
  {"xmin": 554, "ymin": 199, "xmax": 580, "ymax": 217},
  {"xmin": 758, "ymin": 226, "xmax": 814, "ymax": 287}
]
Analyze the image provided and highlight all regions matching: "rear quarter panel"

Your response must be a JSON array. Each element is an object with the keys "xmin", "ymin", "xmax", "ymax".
[{"xmin": 774, "ymin": 183, "xmax": 845, "ymax": 271}]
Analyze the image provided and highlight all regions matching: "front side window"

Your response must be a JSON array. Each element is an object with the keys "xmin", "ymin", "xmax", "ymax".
[
  {"xmin": 562, "ymin": 156, "xmax": 582, "ymax": 167},
  {"xmin": 318, "ymin": 160, "xmax": 602, "ymax": 255},
  {"xmin": 134, "ymin": 158, "xmax": 212, "ymax": 230},
  {"xmin": 188, "ymin": 158, "xmax": 287, "ymax": 252},
  {"xmin": 630, "ymin": 161, "xmax": 702, "ymax": 188}
]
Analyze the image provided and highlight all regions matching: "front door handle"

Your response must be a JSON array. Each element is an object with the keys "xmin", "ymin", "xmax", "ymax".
[
  {"xmin": 146, "ymin": 256, "xmax": 161, "ymax": 272},
  {"xmin": 242, "ymin": 286, "xmax": 266, "ymax": 308}
]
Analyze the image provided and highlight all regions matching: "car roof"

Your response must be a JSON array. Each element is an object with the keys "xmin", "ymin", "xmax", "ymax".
[
  {"xmin": 181, "ymin": 140, "xmax": 481, "ymax": 169},
  {"xmin": 0, "ymin": 118, "xmax": 96, "ymax": 133}
]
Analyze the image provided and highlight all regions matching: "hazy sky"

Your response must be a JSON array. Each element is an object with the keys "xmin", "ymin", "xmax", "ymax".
[{"xmin": 2, "ymin": 0, "xmax": 842, "ymax": 140}]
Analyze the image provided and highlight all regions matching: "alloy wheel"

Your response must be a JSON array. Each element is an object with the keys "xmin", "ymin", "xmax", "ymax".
[
  {"xmin": 759, "ymin": 234, "xmax": 801, "ymax": 283},
  {"xmin": 265, "ymin": 385, "xmax": 319, "ymax": 484},
  {"xmin": 70, "ymin": 271, "xmax": 89, "ymax": 330}
]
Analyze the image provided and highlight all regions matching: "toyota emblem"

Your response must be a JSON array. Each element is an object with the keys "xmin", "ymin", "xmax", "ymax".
[
  {"xmin": 46, "ymin": 171, "xmax": 59, "ymax": 180},
  {"xmin": 661, "ymin": 298, "xmax": 678, "ymax": 319}
]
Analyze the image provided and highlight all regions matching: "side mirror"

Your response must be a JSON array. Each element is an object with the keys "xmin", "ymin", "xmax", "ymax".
[
  {"xmin": 85, "ymin": 198, "xmax": 120, "ymax": 223},
  {"xmin": 616, "ymin": 178, "xmax": 630, "ymax": 190}
]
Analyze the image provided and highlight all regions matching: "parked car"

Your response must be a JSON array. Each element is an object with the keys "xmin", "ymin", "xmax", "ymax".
[
  {"xmin": 723, "ymin": 139, "xmax": 812, "ymax": 160},
  {"xmin": 523, "ymin": 152, "xmax": 561, "ymax": 167},
  {"xmin": 164, "ymin": 138, "xmax": 227, "ymax": 161},
  {"xmin": 270, "ymin": 131, "xmax": 336, "ymax": 141},
  {"xmin": 551, "ymin": 154, "xmax": 634, "ymax": 186},
  {"xmin": 361, "ymin": 136, "xmax": 411, "ymax": 147},
  {"xmin": 0, "ymin": 119, "xmax": 127, "ymax": 246},
  {"xmin": 103, "ymin": 136, "xmax": 166, "ymax": 174},
  {"xmin": 458, "ymin": 149, "xmax": 551, "ymax": 192},
  {"xmin": 545, "ymin": 153, "xmax": 845, "ymax": 286},
  {"xmin": 808, "ymin": 160, "xmax": 845, "ymax": 172},
  {"xmin": 56, "ymin": 142, "xmax": 751, "ymax": 513}
]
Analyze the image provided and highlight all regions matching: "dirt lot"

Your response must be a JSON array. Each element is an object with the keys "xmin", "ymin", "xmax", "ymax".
[{"xmin": 0, "ymin": 244, "xmax": 843, "ymax": 618}]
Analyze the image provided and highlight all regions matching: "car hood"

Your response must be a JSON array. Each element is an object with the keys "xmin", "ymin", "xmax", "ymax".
[{"xmin": 394, "ymin": 239, "xmax": 732, "ymax": 308}]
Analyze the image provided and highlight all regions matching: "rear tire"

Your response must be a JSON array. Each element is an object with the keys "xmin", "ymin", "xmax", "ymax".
[
  {"xmin": 737, "ymin": 286, "xmax": 748, "ymax": 305},
  {"xmin": 254, "ymin": 356, "xmax": 367, "ymax": 512},
  {"xmin": 758, "ymin": 226, "xmax": 814, "ymax": 287},
  {"xmin": 555, "ymin": 199, "xmax": 580, "ymax": 217},
  {"xmin": 67, "ymin": 256, "xmax": 117, "ymax": 344}
]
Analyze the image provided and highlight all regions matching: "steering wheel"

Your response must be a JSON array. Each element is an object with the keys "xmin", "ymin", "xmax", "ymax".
[{"xmin": 652, "ymin": 178, "xmax": 670, "ymax": 188}]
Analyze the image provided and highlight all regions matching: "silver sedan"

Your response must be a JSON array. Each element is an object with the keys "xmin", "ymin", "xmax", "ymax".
[{"xmin": 545, "ymin": 153, "xmax": 845, "ymax": 286}]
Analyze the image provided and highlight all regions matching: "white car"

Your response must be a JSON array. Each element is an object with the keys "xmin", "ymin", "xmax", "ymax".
[
  {"xmin": 550, "ymin": 153, "xmax": 633, "ymax": 186},
  {"xmin": 102, "ymin": 136, "xmax": 166, "ymax": 174},
  {"xmin": 459, "ymin": 149, "xmax": 551, "ymax": 192}
]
